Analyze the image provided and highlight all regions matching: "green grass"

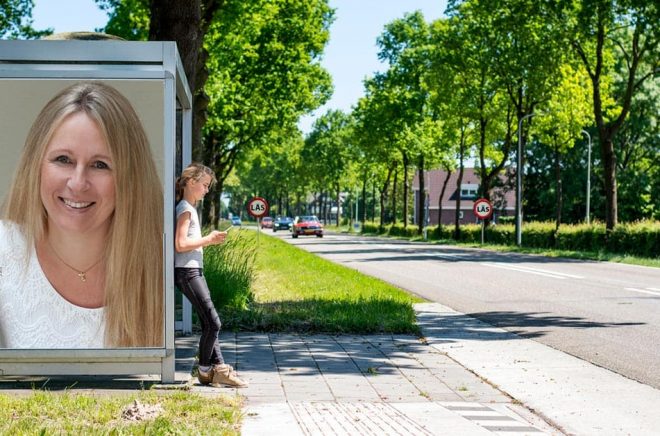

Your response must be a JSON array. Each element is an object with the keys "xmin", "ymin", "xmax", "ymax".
[
  {"xmin": 0, "ymin": 391, "xmax": 242, "ymax": 435},
  {"xmin": 353, "ymin": 225, "xmax": 659, "ymax": 268},
  {"xmin": 454, "ymin": 241, "xmax": 660, "ymax": 267},
  {"xmin": 218, "ymin": 232, "xmax": 424, "ymax": 334},
  {"xmin": 404, "ymin": 238, "xmax": 660, "ymax": 268}
]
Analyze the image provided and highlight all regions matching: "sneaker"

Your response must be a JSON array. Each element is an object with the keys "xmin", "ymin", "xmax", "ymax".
[
  {"xmin": 211, "ymin": 364, "xmax": 248, "ymax": 388},
  {"xmin": 197, "ymin": 366, "xmax": 213, "ymax": 385}
]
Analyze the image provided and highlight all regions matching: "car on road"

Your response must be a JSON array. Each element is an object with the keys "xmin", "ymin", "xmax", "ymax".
[
  {"xmin": 291, "ymin": 215, "xmax": 323, "ymax": 238},
  {"xmin": 231, "ymin": 216, "xmax": 242, "ymax": 226},
  {"xmin": 261, "ymin": 216, "xmax": 273, "ymax": 229},
  {"xmin": 273, "ymin": 216, "xmax": 293, "ymax": 232}
]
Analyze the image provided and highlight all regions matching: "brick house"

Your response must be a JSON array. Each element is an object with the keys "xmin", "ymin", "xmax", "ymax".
[{"xmin": 412, "ymin": 168, "xmax": 515, "ymax": 225}]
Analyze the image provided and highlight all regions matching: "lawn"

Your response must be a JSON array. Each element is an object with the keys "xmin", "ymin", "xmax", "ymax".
[
  {"xmin": 0, "ymin": 391, "xmax": 242, "ymax": 435},
  {"xmin": 217, "ymin": 230, "xmax": 424, "ymax": 334}
]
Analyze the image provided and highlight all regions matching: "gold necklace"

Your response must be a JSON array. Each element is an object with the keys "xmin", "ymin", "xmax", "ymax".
[{"xmin": 47, "ymin": 239, "xmax": 104, "ymax": 282}]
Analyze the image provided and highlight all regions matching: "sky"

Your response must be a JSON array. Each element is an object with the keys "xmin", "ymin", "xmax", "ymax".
[{"xmin": 31, "ymin": 0, "xmax": 447, "ymax": 134}]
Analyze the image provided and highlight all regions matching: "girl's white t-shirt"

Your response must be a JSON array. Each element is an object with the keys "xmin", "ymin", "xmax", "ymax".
[{"xmin": 175, "ymin": 200, "xmax": 204, "ymax": 268}]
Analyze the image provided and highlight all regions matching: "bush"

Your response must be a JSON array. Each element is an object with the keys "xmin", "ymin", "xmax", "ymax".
[
  {"xmin": 361, "ymin": 223, "xmax": 387, "ymax": 234},
  {"xmin": 486, "ymin": 224, "xmax": 515, "ymax": 245},
  {"xmin": 606, "ymin": 221, "xmax": 660, "ymax": 258},
  {"xmin": 204, "ymin": 229, "xmax": 257, "ymax": 310},
  {"xmin": 388, "ymin": 224, "xmax": 418, "ymax": 237},
  {"xmin": 556, "ymin": 223, "xmax": 606, "ymax": 252},
  {"xmin": 521, "ymin": 221, "xmax": 556, "ymax": 249}
]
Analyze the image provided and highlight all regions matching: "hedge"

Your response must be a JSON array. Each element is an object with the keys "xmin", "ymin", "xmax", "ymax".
[{"xmin": 361, "ymin": 221, "xmax": 659, "ymax": 258}]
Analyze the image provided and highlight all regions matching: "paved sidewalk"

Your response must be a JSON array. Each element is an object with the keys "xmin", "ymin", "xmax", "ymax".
[
  {"xmin": 195, "ymin": 302, "xmax": 660, "ymax": 435},
  {"xmin": 195, "ymin": 318, "xmax": 558, "ymax": 434}
]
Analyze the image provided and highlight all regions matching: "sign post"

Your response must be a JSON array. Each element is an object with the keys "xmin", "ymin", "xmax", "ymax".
[{"xmin": 473, "ymin": 198, "xmax": 493, "ymax": 244}]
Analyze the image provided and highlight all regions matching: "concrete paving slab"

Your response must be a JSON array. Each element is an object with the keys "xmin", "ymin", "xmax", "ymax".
[
  {"xmin": 418, "ymin": 302, "xmax": 660, "ymax": 435},
  {"xmin": 236, "ymin": 331, "xmax": 550, "ymax": 435}
]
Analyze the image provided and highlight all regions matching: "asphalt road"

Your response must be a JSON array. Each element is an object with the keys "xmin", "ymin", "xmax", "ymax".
[{"xmin": 269, "ymin": 230, "xmax": 660, "ymax": 390}]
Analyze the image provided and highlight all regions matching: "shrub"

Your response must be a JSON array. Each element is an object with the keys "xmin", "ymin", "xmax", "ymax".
[
  {"xmin": 204, "ymin": 229, "xmax": 257, "ymax": 310},
  {"xmin": 522, "ymin": 221, "xmax": 556, "ymax": 248},
  {"xmin": 388, "ymin": 224, "xmax": 418, "ymax": 237},
  {"xmin": 606, "ymin": 221, "xmax": 660, "ymax": 258},
  {"xmin": 556, "ymin": 223, "xmax": 606, "ymax": 252},
  {"xmin": 486, "ymin": 223, "xmax": 515, "ymax": 245}
]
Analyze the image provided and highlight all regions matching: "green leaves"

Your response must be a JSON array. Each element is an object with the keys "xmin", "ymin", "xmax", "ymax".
[{"xmin": 0, "ymin": 0, "xmax": 52, "ymax": 39}]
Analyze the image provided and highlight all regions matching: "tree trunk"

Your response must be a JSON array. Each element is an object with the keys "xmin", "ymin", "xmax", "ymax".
[
  {"xmin": 379, "ymin": 167, "xmax": 393, "ymax": 231},
  {"xmin": 149, "ymin": 0, "xmax": 223, "ymax": 159},
  {"xmin": 554, "ymin": 145, "xmax": 562, "ymax": 232},
  {"xmin": 438, "ymin": 167, "xmax": 452, "ymax": 227},
  {"xmin": 336, "ymin": 184, "xmax": 341, "ymax": 227},
  {"xmin": 417, "ymin": 157, "xmax": 425, "ymax": 235},
  {"xmin": 403, "ymin": 153, "xmax": 409, "ymax": 228},
  {"xmin": 601, "ymin": 136, "xmax": 617, "ymax": 229},
  {"xmin": 454, "ymin": 128, "xmax": 466, "ymax": 240},
  {"xmin": 391, "ymin": 167, "xmax": 398, "ymax": 225},
  {"xmin": 361, "ymin": 177, "xmax": 367, "ymax": 223}
]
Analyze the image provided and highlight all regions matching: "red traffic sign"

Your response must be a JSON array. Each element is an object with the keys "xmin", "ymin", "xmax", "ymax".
[
  {"xmin": 473, "ymin": 198, "xmax": 493, "ymax": 220},
  {"xmin": 247, "ymin": 197, "xmax": 269, "ymax": 218}
]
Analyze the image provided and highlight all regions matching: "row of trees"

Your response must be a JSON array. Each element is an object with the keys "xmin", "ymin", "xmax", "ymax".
[
  {"xmin": 235, "ymin": 0, "xmax": 658, "ymax": 235},
  {"xmin": 3, "ymin": 0, "xmax": 658, "ymax": 234}
]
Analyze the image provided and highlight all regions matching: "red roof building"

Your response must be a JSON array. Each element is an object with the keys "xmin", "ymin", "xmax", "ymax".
[{"xmin": 412, "ymin": 168, "xmax": 515, "ymax": 225}]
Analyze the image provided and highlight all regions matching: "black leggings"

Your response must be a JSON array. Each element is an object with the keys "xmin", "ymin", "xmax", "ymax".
[{"xmin": 175, "ymin": 268, "xmax": 224, "ymax": 366}]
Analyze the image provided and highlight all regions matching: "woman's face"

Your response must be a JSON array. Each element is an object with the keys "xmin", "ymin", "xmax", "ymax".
[
  {"xmin": 188, "ymin": 174, "xmax": 211, "ymax": 203},
  {"xmin": 40, "ymin": 112, "xmax": 116, "ymax": 238}
]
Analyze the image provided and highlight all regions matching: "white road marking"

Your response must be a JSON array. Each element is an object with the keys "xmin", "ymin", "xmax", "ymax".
[
  {"xmin": 624, "ymin": 287, "xmax": 660, "ymax": 297},
  {"xmin": 481, "ymin": 262, "xmax": 583, "ymax": 279}
]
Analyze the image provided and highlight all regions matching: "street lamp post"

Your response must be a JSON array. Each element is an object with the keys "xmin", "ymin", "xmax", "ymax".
[
  {"xmin": 516, "ymin": 112, "xmax": 540, "ymax": 246},
  {"xmin": 581, "ymin": 130, "xmax": 592, "ymax": 224}
]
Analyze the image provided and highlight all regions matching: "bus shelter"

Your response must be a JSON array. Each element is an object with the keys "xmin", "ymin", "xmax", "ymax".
[{"xmin": 0, "ymin": 40, "xmax": 191, "ymax": 383}]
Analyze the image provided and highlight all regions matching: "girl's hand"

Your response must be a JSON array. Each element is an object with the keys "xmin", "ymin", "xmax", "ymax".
[{"xmin": 207, "ymin": 230, "xmax": 227, "ymax": 245}]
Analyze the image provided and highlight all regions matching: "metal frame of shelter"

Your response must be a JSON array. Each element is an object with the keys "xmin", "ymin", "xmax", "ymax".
[{"xmin": 0, "ymin": 40, "xmax": 192, "ymax": 383}]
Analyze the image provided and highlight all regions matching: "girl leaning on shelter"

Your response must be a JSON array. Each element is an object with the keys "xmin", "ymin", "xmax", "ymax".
[{"xmin": 174, "ymin": 163, "xmax": 247, "ymax": 388}]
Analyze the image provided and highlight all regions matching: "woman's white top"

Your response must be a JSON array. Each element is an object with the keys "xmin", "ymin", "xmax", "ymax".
[
  {"xmin": 0, "ymin": 220, "xmax": 105, "ymax": 348},
  {"xmin": 175, "ymin": 200, "xmax": 204, "ymax": 268}
]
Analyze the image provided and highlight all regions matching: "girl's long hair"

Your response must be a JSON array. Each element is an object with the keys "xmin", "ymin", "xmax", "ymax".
[
  {"xmin": 3, "ymin": 82, "xmax": 163, "ymax": 347},
  {"xmin": 175, "ymin": 163, "xmax": 217, "ymax": 203}
]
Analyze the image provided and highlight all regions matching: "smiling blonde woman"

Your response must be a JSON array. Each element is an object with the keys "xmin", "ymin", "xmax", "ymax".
[{"xmin": 0, "ymin": 82, "xmax": 163, "ymax": 349}]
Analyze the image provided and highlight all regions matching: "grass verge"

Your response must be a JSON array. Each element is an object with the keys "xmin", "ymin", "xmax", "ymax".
[
  {"xmin": 400, "ymin": 237, "xmax": 660, "ymax": 268},
  {"xmin": 0, "ymin": 390, "xmax": 242, "ymax": 435},
  {"xmin": 218, "ymin": 231, "xmax": 424, "ymax": 334},
  {"xmin": 344, "ymin": 226, "xmax": 659, "ymax": 268}
]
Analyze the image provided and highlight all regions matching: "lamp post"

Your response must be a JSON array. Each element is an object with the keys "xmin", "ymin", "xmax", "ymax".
[
  {"xmin": 581, "ymin": 130, "xmax": 592, "ymax": 224},
  {"xmin": 516, "ymin": 112, "xmax": 540, "ymax": 246}
]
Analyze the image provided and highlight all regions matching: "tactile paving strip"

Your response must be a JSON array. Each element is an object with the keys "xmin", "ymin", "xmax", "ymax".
[{"xmin": 291, "ymin": 402, "xmax": 432, "ymax": 436}]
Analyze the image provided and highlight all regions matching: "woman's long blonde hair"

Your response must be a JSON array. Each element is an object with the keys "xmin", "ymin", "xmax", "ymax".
[
  {"xmin": 2, "ymin": 82, "xmax": 163, "ymax": 348},
  {"xmin": 175, "ymin": 163, "xmax": 217, "ymax": 203}
]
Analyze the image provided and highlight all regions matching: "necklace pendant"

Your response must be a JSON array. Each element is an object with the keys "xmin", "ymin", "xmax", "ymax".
[{"xmin": 78, "ymin": 272, "xmax": 87, "ymax": 282}]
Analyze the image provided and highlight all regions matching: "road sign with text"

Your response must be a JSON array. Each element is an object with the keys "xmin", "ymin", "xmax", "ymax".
[
  {"xmin": 247, "ymin": 197, "xmax": 269, "ymax": 218},
  {"xmin": 473, "ymin": 198, "xmax": 493, "ymax": 220}
]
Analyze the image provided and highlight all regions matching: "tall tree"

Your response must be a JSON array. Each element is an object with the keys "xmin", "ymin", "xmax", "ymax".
[
  {"xmin": 201, "ymin": 0, "xmax": 333, "ymax": 223},
  {"xmin": 535, "ymin": 64, "xmax": 593, "ymax": 230},
  {"xmin": 1, "ymin": 0, "xmax": 51, "ymax": 39},
  {"xmin": 564, "ymin": 0, "xmax": 660, "ymax": 229},
  {"xmin": 303, "ymin": 110, "xmax": 354, "ymax": 226},
  {"xmin": 96, "ymin": 0, "xmax": 221, "ymax": 158}
]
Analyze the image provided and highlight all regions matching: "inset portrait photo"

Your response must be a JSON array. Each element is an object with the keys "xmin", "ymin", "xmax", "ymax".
[{"xmin": 0, "ymin": 80, "xmax": 166, "ymax": 349}]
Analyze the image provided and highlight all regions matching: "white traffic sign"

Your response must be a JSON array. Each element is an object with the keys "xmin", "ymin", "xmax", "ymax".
[
  {"xmin": 473, "ymin": 198, "xmax": 493, "ymax": 220},
  {"xmin": 247, "ymin": 197, "xmax": 269, "ymax": 218}
]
